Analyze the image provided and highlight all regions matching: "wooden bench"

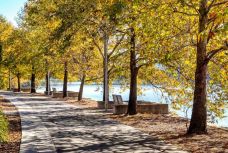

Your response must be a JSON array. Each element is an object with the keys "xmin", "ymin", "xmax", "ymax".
[
  {"xmin": 96, "ymin": 95, "xmax": 125, "ymax": 109},
  {"xmin": 52, "ymin": 88, "xmax": 57, "ymax": 93},
  {"xmin": 113, "ymin": 94, "xmax": 127, "ymax": 114},
  {"xmin": 113, "ymin": 94, "xmax": 124, "ymax": 104}
]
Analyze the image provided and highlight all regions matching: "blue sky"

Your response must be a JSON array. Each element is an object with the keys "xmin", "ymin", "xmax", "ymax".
[{"xmin": 0, "ymin": 0, "xmax": 27, "ymax": 26}]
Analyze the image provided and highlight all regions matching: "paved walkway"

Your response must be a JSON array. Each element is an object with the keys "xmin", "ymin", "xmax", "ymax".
[{"xmin": 2, "ymin": 92, "xmax": 187, "ymax": 153}]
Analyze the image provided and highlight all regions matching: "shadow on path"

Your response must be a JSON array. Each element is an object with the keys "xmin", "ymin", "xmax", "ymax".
[{"xmin": 1, "ymin": 92, "xmax": 187, "ymax": 153}]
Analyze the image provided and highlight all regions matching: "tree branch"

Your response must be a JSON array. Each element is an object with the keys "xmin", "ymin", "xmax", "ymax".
[
  {"xmin": 166, "ymin": 63, "xmax": 194, "ymax": 83},
  {"xmin": 210, "ymin": 0, "xmax": 228, "ymax": 8},
  {"xmin": 108, "ymin": 33, "xmax": 126, "ymax": 58},
  {"xmin": 186, "ymin": 1, "xmax": 200, "ymax": 14},
  {"xmin": 211, "ymin": 59, "xmax": 227, "ymax": 71},
  {"xmin": 85, "ymin": 76, "xmax": 103, "ymax": 82},
  {"xmin": 205, "ymin": 43, "xmax": 228, "ymax": 64},
  {"xmin": 208, "ymin": 0, "xmax": 217, "ymax": 10},
  {"xmin": 109, "ymin": 50, "xmax": 128, "ymax": 61},
  {"xmin": 170, "ymin": 1, "xmax": 199, "ymax": 15},
  {"xmin": 173, "ymin": 9, "xmax": 198, "ymax": 16},
  {"xmin": 92, "ymin": 37, "xmax": 104, "ymax": 59},
  {"xmin": 137, "ymin": 62, "xmax": 150, "ymax": 70}
]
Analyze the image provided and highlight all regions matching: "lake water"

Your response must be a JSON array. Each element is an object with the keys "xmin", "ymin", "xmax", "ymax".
[{"xmin": 37, "ymin": 83, "xmax": 228, "ymax": 127}]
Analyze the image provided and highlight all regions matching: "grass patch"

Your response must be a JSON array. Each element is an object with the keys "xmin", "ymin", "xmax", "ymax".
[{"xmin": 0, "ymin": 110, "xmax": 8, "ymax": 142}]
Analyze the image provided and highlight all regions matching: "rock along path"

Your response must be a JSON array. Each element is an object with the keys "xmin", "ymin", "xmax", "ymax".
[{"xmin": 1, "ymin": 92, "xmax": 187, "ymax": 153}]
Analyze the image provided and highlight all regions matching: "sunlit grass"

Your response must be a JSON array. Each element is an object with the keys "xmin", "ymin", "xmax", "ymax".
[{"xmin": 0, "ymin": 110, "xmax": 8, "ymax": 142}]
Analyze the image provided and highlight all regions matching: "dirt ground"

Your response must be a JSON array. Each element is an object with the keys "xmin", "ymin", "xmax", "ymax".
[
  {"xmin": 65, "ymin": 99, "xmax": 228, "ymax": 153},
  {"xmin": 0, "ymin": 97, "xmax": 21, "ymax": 153},
  {"xmin": 2, "ymin": 92, "xmax": 226, "ymax": 153},
  {"xmin": 109, "ymin": 113, "xmax": 228, "ymax": 153}
]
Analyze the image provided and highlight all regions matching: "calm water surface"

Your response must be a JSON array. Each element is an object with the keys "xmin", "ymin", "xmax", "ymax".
[{"xmin": 37, "ymin": 83, "xmax": 228, "ymax": 127}]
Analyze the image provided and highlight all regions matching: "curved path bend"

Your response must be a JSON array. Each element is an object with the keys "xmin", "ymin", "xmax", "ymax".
[{"xmin": 1, "ymin": 92, "xmax": 187, "ymax": 153}]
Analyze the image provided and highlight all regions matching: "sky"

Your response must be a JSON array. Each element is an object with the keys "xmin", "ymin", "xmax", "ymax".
[{"xmin": 0, "ymin": 0, "xmax": 27, "ymax": 26}]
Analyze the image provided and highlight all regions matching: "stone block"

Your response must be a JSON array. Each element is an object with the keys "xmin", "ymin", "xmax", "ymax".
[
  {"xmin": 113, "ymin": 103, "xmax": 168, "ymax": 115},
  {"xmin": 97, "ymin": 101, "xmax": 114, "ymax": 109}
]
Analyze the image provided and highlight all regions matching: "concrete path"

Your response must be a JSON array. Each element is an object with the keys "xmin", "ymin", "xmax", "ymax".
[{"xmin": 2, "ymin": 92, "xmax": 187, "ymax": 153}]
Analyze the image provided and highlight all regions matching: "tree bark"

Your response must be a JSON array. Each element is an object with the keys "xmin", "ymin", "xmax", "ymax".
[
  {"xmin": 103, "ymin": 61, "xmax": 105, "ymax": 101},
  {"xmin": 63, "ymin": 61, "xmax": 68, "ymax": 98},
  {"xmin": 31, "ymin": 66, "xmax": 36, "ymax": 93},
  {"xmin": 17, "ymin": 73, "xmax": 21, "ymax": 92},
  {"xmin": 45, "ymin": 60, "xmax": 51, "ymax": 95},
  {"xmin": 103, "ymin": 31, "xmax": 109, "ymax": 110},
  {"xmin": 188, "ymin": 0, "xmax": 208, "ymax": 134},
  {"xmin": 0, "ymin": 43, "xmax": 2, "ymax": 63},
  {"xmin": 45, "ymin": 71, "xmax": 50, "ymax": 95},
  {"xmin": 127, "ymin": 27, "xmax": 138, "ymax": 115},
  {"xmin": 103, "ymin": 71, "xmax": 109, "ymax": 103},
  {"xmin": 78, "ymin": 74, "xmax": 86, "ymax": 101},
  {"xmin": 8, "ymin": 70, "xmax": 11, "ymax": 91},
  {"xmin": 0, "ymin": 44, "xmax": 2, "ymax": 89}
]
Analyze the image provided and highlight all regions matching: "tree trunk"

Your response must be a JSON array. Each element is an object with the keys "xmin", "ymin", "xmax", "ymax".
[
  {"xmin": 45, "ymin": 71, "xmax": 50, "ymax": 95},
  {"xmin": 0, "ymin": 42, "xmax": 3, "ymax": 62},
  {"xmin": 127, "ymin": 27, "xmax": 138, "ymax": 115},
  {"xmin": 103, "ymin": 31, "xmax": 109, "ymax": 110},
  {"xmin": 103, "ymin": 71, "xmax": 110, "ymax": 103},
  {"xmin": 0, "ymin": 44, "xmax": 2, "ymax": 89},
  {"xmin": 103, "ymin": 62, "xmax": 105, "ymax": 101},
  {"xmin": 63, "ymin": 61, "xmax": 68, "ymax": 98},
  {"xmin": 0, "ymin": 43, "xmax": 2, "ymax": 62},
  {"xmin": 8, "ymin": 70, "xmax": 11, "ymax": 91},
  {"xmin": 45, "ymin": 60, "xmax": 51, "ymax": 95},
  {"xmin": 31, "ymin": 66, "xmax": 36, "ymax": 93},
  {"xmin": 17, "ymin": 73, "xmax": 21, "ymax": 92},
  {"xmin": 188, "ymin": 0, "xmax": 208, "ymax": 134},
  {"xmin": 78, "ymin": 74, "xmax": 86, "ymax": 101}
]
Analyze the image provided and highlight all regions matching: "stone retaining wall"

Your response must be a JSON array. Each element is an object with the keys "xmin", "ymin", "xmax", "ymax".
[
  {"xmin": 11, "ymin": 88, "xmax": 30, "ymax": 92},
  {"xmin": 113, "ymin": 104, "xmax": 168, "ymax": 115},
  {"xmin": 21, "ymin": 89, "xmax": 31, "ymax": 92},
  {"xmin": 44, "ymin": 91, "xmax": 53, "ymax": 95},
  {"xmin": 97, "ymin": 101, "xmax": 114, "ymax": 109},
  {"xmin": 113, "ymin": 104, "xmax": 128, "ymax": 114},
  {"xmin": 52, "ymin": 92, "xmax": 79, "ymax": 98}
]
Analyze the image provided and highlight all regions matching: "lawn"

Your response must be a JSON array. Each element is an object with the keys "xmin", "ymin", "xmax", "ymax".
[{"xmin": 0, "ymin": 110, "xmax": 8, "ymax": 142}]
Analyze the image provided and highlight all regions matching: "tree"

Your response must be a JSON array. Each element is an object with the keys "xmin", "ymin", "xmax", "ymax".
[
  {"xmin": 70, "ymin": 33, "xmax": 102, "ymax": 101},
  {"xmin": 119, "ymin": 1, "xmax": 161, "ymax": 115},
  {"xmin": 0, "ymin": 15, "xmax": 13, "ymax": 89},
  {"xmin": 187, "ymin": 0, "xmax": 228, "ymax": 134},
  {"xmin": 37, "ymin": 0, "xmax": 126, "ymax": 105},
  {"xmin": 158, "ymin": 0, "xmax": 228, "ymax": 134},
  {"xmin": 15, "ymin": 0, "xmax": 228, "ymax": 133},
  {"xmin": 83, "ymin": 1, "xmax": 126, "ymax": 109},
  {"xmin": 3, "ymin": 28, "xmax": 31, "ymax": 92}
]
